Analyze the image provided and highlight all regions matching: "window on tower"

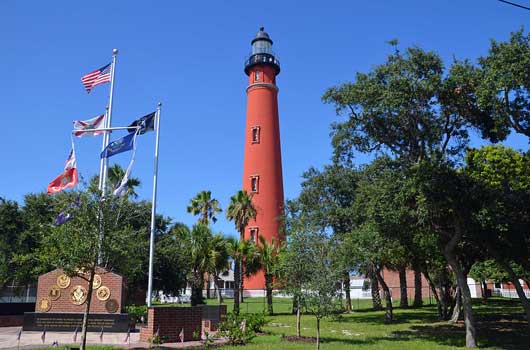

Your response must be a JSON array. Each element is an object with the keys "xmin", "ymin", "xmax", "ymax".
[
  {"xmin": 255, "ymin": 70, "xmax": 261, "ymax": 82},
  {"xmin": 249, "ymin": 227, "xmax": 259, "ymax": 242},
  {"xmin": 250, "ymin": 176, "xmax": 259, "ymax": 193},
  {"xmin": 251, "ymin": 126, "xmax": 260, "ymax": 143}
]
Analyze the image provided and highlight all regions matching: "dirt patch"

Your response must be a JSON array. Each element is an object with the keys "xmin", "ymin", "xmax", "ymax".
[{"xmin": 282, "ymin": 335, "xmax": 317, "ymax": 343}]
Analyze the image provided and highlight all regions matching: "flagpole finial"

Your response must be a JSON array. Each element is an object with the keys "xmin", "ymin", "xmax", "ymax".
[
  {"xmin": 158, "ymin": 102, "xmax": 162, "ymax": 107},
  {"xmin": 113, "ymin": 49, "xmax": 118, "ymax": 55}
]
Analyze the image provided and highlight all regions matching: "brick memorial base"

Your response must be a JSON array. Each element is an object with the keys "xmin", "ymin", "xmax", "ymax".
[
  {"xmin": 23, "ymin": 267, "xmax": 128, "ymax": 332},
  {"xmin": 140, "ymin": 305, "xmax": 227, "ymax": 343}
]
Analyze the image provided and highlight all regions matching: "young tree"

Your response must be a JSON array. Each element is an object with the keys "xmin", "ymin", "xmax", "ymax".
[
  {"xmin": 301, "ymin": 233, "xmax": 342, "ymax": 350},
  {"xmin": 295, "ymin": 165, "xmax": 358, "ymax": 312}
]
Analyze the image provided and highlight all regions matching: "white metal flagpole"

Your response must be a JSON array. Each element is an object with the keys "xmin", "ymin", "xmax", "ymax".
[
  {"xmin": 98, "ymin": 106, "xmax": 109, "ymax": 191},
  {"xmin": 100, "ymin": 49, "xmax": 118, "ymax": 194},
  {"xmin": 147, "ymin": 102, "xmax": 162, "ymax": 307}
]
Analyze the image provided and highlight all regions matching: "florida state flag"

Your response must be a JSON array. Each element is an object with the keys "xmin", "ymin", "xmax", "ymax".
[{"xmin": 47, "ymin": 147, "xmax": 78, "ymax": 194}]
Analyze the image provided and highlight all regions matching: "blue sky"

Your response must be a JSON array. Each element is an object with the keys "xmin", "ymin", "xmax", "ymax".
[{"xmin": 2, "ymin": 0, "xmax": 529, "ymax": 237}]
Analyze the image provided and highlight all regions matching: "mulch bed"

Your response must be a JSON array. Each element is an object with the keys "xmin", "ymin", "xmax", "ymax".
[{"xmin": 282, "ymin": 335, "xmax": 317, "ymax": 343}]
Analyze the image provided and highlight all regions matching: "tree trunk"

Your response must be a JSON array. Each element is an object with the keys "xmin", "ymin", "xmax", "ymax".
[
  {"xmin": 375, "ymin": 270, "xmax": 393, "ymax": 323},
  {"xmin": 240, "ymin": 259, "xmax": 245, "ymax": 303},
  {"xmin": 265, "ymin": 273, "xmax": 273, "ymax": 315},
  {"xmin": 80, "ymin": 264, "xmax": 97, "ymax": 350},
  {"xmin": 369, "ymin": 270, "xmax": 383, "ymax": 310},
  {"xmin": 398, "ymin": 266, "xmax": 409, "ymax": 308},
  {"xmin": 296, "ymin": 298, "xmax": 301, "ymax": 337},
  {"xmin": 316, "ymin": 317, "xmax": 321, "ymax": 350},
  {"xmin": 191, "ymin": 271, "xmax": 204, "ymax": 306},
  {"xmin": 343, "ymin": 272, "xmax": 352, "ymax": 312},
  {"xmin": 445, "ymin": 245, "xmax": 477, "ymax": 348},
  {"xmin": 206, "ymin": 273, "xmax": 211, "ymax": 299},
  {"xmin": 233, "ymin": 259, "xmax": 241, "ymax": 314},
  {"xmin": 214, "ymin": 275, "xmax": 223, "ymax": 304},
  {"xmin": 424, "ymin": 270, "xmax": 443, "ymax": 318},
  {"xmin": 413, "ymin": 265, "xmax": 423, "ymax": 307},
  {"xmin": 479, "ymin": 280, "xmax": 486, "ymax": 299},
  {"xmin": 501, "ymin": 262, "xmax": 530, "ymax": 333},
  {"xmin": 449, "ymin": 287, "xmax": 462, "ymax": 324}
]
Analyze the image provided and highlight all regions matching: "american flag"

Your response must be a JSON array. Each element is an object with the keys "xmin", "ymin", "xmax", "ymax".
[{"xmin": 81, "ymin": 63, "xmax": 111, "ymax": 93}]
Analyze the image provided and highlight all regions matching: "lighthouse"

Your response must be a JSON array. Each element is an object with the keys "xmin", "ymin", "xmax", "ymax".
[{"xmin": 242, "ymin": 27, "xmax": 284, "ymax": 293}]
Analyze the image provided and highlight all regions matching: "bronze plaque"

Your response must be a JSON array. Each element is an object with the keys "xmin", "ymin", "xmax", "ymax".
[
  {"xmin": 49, "ymin": 286, "xmax": 61, "ymax": 301},
  {"xmin": 70, "ymin": 285, "xmax": 88, "ymax": 305},
  {"xmin": 57, "ymin": 274, "xmax": 71, "ymax": 289},
  {"xmin": 93, "ymin": 274, "xmax": 102, "ymax": 289},
  {"xmin": 105, "ymin": 299, "xmax": 119, "ymax": 313},
  {"xmin": 96, "ymin": 286, "xmax": 111, "ymax": 301},
  {"xmin": 39, "ymin": 298, "xmax": 51, "ymax": 312}
]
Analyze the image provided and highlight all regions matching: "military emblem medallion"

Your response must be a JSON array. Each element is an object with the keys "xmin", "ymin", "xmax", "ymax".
[
  {"xmin": 49, "ymin": 286, "xmax": 61, "ymax": 301},
  {"xmin": 96, "ymin": 286, "xmax": 111, "ymax": 301},
  {"xmin": 39, "ymin": 297, "xmax": 51, "ymax": 312},
  {"xmin": 57, "ymin": 274, "xmax": 71, "ymax": 289},
  {"xmin": 105, "ymin": 299, "xmax": 119, "ymax": 313},
  {"xmin": 93, "ymin": 274, "xmax": 102, "ymax": 289},
  {"xmin": 70, "ymin": 285, "xmax": 88, "ymax": 305}
]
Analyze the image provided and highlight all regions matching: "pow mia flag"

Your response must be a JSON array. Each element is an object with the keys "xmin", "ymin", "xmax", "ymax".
[{"xmin": 128, "ymin": 112, "xmax": 156, "ymax": 135}]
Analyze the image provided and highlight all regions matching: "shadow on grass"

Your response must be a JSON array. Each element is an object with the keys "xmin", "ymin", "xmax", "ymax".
[
  {"xmin": 332, "ymin": 309, "xmax": 440, "ymax": 325},
  {"xmin": 387, "ymin": 318, "xmax": 529, "ymax": 350}
]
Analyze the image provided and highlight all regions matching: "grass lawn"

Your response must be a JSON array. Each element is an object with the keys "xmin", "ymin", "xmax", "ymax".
[
  {"xmin": 188, "ymin": 297, "xmax": 528, "ymax": 350},
  {"xmin": 39, "ymin": 298, "xmax": 527, "ymax": 349}
]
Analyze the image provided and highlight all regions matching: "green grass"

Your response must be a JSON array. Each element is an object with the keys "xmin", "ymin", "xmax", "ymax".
[{"xmin": 197, "ymin": 297, "xmax": 528, "ymax": 350}]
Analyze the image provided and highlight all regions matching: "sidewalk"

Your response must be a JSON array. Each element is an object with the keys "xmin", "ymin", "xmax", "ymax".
[{"xmin": 0, "ymin": 327, "xmax": 226, "ymax": 349}]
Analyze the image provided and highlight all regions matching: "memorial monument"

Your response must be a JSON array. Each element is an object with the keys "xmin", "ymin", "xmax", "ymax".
[{"xmin": 23, "ymin": 267, "xmax": 129, "ymax": 332}]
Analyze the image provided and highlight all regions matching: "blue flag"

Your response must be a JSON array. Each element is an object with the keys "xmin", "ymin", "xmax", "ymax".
[{"xmin": 101, "ymin": 133, "xmax": 136, "ymax": 158}]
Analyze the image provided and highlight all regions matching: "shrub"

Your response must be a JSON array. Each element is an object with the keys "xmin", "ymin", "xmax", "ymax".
[
  {"xmin": 126, "ymin": 305, "xmax": 147, "ymax": 324},
  {"xmin": 244, "ymin": 312, "xmax": 269, "ymax": 333},
  {"xmin": 218, "ymin": 312, "xmax": 256, "ymax": 345}
]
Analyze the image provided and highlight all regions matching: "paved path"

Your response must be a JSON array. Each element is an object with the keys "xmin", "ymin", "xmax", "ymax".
[{"xmin": 0, "ymin": 327, "xmax": 225, "ymax": 349}]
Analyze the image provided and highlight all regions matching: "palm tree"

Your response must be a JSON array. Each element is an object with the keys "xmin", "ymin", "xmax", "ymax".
[
  {"xmin": 256, "ymin": 236, "xmax": 283, "ymax": 315},
  {"xmin": 108, "ymin": 164, "xmax": 141, "ymax": 198},
  {"xmin": 226, "ymin": 190, "xmax": 257, "ymax": 302},
  {"xmin": 226, "ymin": 238, "xmax": 245, "ymax": 314},
  {"xmin": 207, "ymin": 234, "xmax": 230, "ymax": 304},
  {"xmin": 187, "ymin": 191, "xmax": 222, "ymax": 298},
  {"xmin": 187, "ymin": 190, "xmax": 222, "ymax": 225},
  {"xmin": 186, "ymin": 224, "xmax": 214, "ymax": 306}
]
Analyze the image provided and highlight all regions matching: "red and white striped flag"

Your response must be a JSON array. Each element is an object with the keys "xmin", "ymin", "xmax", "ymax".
[
  {"xmin": 73, "ymin": 114, "xmax": 105, "ymax": 137},
  {"xmin": 81, "ymin": 63, "xmax": 111, "ymax": 93}
]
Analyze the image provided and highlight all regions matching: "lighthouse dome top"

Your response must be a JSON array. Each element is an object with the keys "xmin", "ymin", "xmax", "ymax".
[{"xmin": 251, "ymin": 27, "xmax": 273, "ymax": 45}]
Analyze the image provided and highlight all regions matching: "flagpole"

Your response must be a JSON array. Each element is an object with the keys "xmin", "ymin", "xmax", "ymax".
[
  {"xmin": 98, "ymin": 106, "xmax": 110, "ymax": 191},
  {"xmin": 147, "ymin": 102, "xmax": 162, "ymax": 307},
  {"xmin": 101, "ymin": 49, "xmax": 118, "ymax": 194}
]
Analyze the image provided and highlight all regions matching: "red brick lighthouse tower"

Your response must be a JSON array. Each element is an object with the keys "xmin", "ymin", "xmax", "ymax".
[{"xmin": 242, "ymin": 27, "xmax": 284, "ymax": 292}]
